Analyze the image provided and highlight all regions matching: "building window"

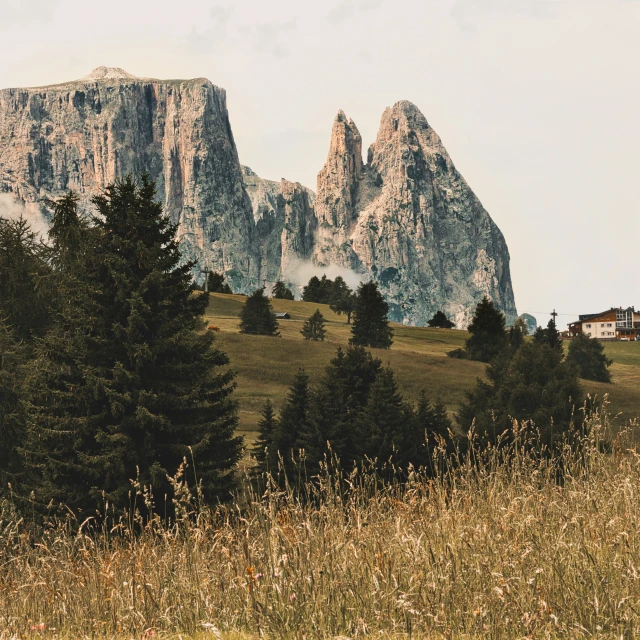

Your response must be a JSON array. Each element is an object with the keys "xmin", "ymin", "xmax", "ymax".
[{"xmin": 586, "ymin": 324, "xmax": 591, "ymax": 328}]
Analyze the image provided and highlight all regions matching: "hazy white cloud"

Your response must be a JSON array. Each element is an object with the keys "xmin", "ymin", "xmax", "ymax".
[
  {"xmin": 253, "ymin": 19, "xmax": 297, "ymax": 57},
  {"xmin": 0, "ymin": 195, "xmax": 50, "ymax": 239},
  {"xmin": 2, "ymin": 0, "xmax": 61, "ymax": 26},
  {"xmin": 326, "ymin": 0, "xmax": 382, "ymax": 23},
  {"xmin": 283, "ymin": 257, "xmax": 364, "ymax": 294},
  {"xmin": 187, "ymin": 5, "xmax": 234, "ymax": 53}
]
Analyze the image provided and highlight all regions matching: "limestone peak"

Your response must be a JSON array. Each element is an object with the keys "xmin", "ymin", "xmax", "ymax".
[{"xmin": 82, "ymin": 67, "xmax": 137, "ymax": 81}]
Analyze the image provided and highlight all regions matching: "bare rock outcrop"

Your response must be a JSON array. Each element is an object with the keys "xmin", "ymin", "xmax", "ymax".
[
  {"xmin": 0, "ymin": 67, "xmax": 258, "ymax": 290},
  {"xmin": 313, "ymin": 111, "xmax": 363, "ymax": 268},
  {"xmin": 313, "ymin": 101, "xmax": 517, "ymax": 326},
  {"xmin": 242, "ymin": 166, "xmax": 315, "ymax": 291}
]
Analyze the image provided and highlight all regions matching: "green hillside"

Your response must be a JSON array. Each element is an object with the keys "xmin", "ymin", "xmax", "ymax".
[{"xmin": 203, "ymin": 293, "xmax": 640, "ymax": 445}]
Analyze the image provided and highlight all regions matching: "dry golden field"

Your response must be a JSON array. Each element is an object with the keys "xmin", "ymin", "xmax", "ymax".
[{"xmin": 2, "ymin": 412, "xmax": 640, "ymax": 639}]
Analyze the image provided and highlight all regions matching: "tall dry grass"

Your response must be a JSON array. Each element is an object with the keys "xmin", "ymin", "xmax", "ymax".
[{"xmin": 2, "ymin": 409, "xmax": 640, "ymax": 639}]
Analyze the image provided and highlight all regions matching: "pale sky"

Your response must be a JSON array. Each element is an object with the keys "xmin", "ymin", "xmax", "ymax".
[{"xmin": 1, "ymin": 0, "xmax": 639, "ymax": 328}]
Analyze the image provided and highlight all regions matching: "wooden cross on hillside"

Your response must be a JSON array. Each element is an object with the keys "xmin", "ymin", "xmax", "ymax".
[{"xmin": 550, "ymin": 309, "xmax": 558, "ymax": 325}]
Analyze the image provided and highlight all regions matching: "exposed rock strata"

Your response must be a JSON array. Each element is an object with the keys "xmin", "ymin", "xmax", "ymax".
[
  {"xmin": 0, "ymin": 67, "xmax": 258, "ymax": 290},
  {"xmin": 0, "ymin": 69, "xmax": 516, "ymax": 326},
  {"xmin": 242, "ymin": 166, "xmax": 315, "ymax": 291},
  {"xmin": 311, "ymin": 101, "xmax": 517, "ymax": 326}
]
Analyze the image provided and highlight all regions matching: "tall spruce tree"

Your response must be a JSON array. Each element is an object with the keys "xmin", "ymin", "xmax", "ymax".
[
  {"xmin": 24, "ymin": 177, "xmax": 242, "ymax": 515},
  {"xmin": 0, "ymin": 217, "xmax": 51, "ymax": 341},
  {"xmin": 272, "ymin": 281, "xmax": 294, "ymax": 300},
  {"xmin": 566, "ymin": 333, "xmax": 613, "ymax": 383},
  {"xmin": 273, "ymin": 369, "xmax": 311, "ymax": 474},
  {"xmin": 350, "ymin": 281, "xmax": 393, "ymax": 349},
  {"xmin": 356, "ymin": 367, "xmax": 406, "ymax": 464},
  {"xmin": 465, "ymin": 296, "xmax": 508, "ymax": 362},
  {"xmin": 239, "ymin": 288, "xmax": 280, "ymax": 335},
  {"xmin": 251, "ymin": 400, "xmax": 278, "ymax": 475},
  {"xmin": 534, "ymin": 319, "xmax": 564, "ymax": 356},
  {"xmin": 302, "ymin": 346, "xmax": 382, "ymax": 472},
  {"xmin": 301, "ymin": 310, "xmax": 327, "ymax": 341}
]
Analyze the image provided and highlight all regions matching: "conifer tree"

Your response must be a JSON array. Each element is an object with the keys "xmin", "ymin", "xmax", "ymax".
[
  {"xmin": 0, "ymin": 217, "xmax": 51, "ymax": 341},
  {"xmin": 239, "ymin": 288, "xmax": 280, "ymax": 335},
  {"xmin": 0, "ymin": 322, "xmax": 24, "ymax": 493},
  {"xmin": 251, "ymin": 400, "xmax": 278, "ymax": 475},
  {"xmin": 356, "ymin": 367, "xmax": 406, "ymax": 464},
  {"xmin": 302, "ymin": 276, "xmax": 322, "ymax": 302},
  {"xmin": 566, "ymin": 333, "xmax": 613, "ymax": 383},
  {"xmin": 303, "ymin": 346, "xmax": 382, "ymax": 471},
  {"xmin": 208, "ymin": 271, "xmax": 232, "ymax": 294},
  {"xmin": 301, "ymin": 310, "xmax": 327, "ymax": 341},
  {"xmin": 330, "ymin": 277, "xmax": 356, "ymax": 323},
  {"xmin": 428, "ymin": 311, "xmax": 455, "ymax": 329},
  {"xmin": 408, "ymin": 393, "xmax": 454, "ymax": 473},
  {"xmin": 24, "ymin": 176, "xmax": 242, "ymax": 515},
  {"xmin": 534, "ymin": 319, "xmax": 564, "ymax": 356},
  {"xmin": 272, "ymin": 280, "xmax": 294, "ymax": 300},
  {"xmin": 274, "ymin": 369, "xmax": 311, "ymax": 473},
  {"xmin": 459, "ymin": 339, "xmax": 583, "ymax": 452},
  {"xmin": 465, "ymin": 296, "xmax": 507, "ymax": 362},
  {"xmin": 350, "ymin": 281, "xmax": 393, "ymax": 349}
]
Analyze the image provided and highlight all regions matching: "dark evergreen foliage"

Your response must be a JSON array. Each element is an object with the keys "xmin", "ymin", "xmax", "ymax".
[
  {"xmin": 272, "ymin": 281, "xmax": 294, "ymax": 300},
  {"xmin": 533, "ymin": 319, "xmax": 564, "ymax": 356},
  {"xmin": 459, "ymin": 339, "xmax": 583, "ymax": 451},
  {"xmin": 0, "ymin": 322, "xmax": 24, "ymax": 491},
  {"xmin": 301, "ymin": 346, "xmax": 383, "ymax": 473},
  {"xmin": 273, "ymin": 369, "xmax": 311, "ymax": 473},
  {"xmin": 566, "ymin": 333, "xmax": 613, "ymax": 383},
  {"xmin": 207, "ymin": 271, "xmax": 232, "ymax": 294},
  {"xmin": 24, "ymin": 176, "xmax": 242, "ymax": 515},
  {"xmin": 427, "ymin": 311, "xmax": 455, "ymax": 329},
  {"xmin": 302, "ymin": 275, "xmax": 334, "ymax": 304},
  {"xmin": 330, "ymin": 277, "xmax": 356, "ymax": 323},
  {"xmin": 356, "ymin": 367, "xmax": 407, "ymax": 463},
  {"xmin": 251, "ymin": 400, "xmax": 278, "ymax": 474},
  {"xmin": 239, "ymin": 288, "xmax": 280, "ymax": 336},
  {"xmin": 300, "ymin": 310, "xmax": 327, "ymax": 341},
  {"xmin": 350, "ymin": 281, "xmax": 393, "ymax": 349},
  {"xmin": 465, "ymin": 296, "xmax": 507, "ymax": 362},
  {"xmin": 0, "ymin": 217, "xmax": 51, "ymax": 341}
]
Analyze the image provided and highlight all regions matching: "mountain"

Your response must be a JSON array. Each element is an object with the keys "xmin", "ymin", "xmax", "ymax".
[
  {"xmin": 0, "ymin": 66, "xmax": 259, "ymax": 291},
  {"xmin": 311, "ymin": 101, "xmax": 517, "ymax": 326},
  {"xmin": 0, "ymin": 69, "xmax": 516, "ymax": 326}
]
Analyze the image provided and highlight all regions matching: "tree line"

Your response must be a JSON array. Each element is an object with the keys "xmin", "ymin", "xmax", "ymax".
[
  {"xmin": 239, "ymin": 280, "xmax": 394, "ymax": 349},
  {"xmin": 250, "ymin": 346, "xmax": 453, "ymax": 480}
]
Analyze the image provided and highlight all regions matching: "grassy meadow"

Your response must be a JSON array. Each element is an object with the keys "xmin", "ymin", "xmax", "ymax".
[
  {"xmin": 203, "ymin": 293, "xmax": 640, "ymax": 447},
  {"xmin": 3, "ymin": 413, "xmax": 640, "ymax": 639}
]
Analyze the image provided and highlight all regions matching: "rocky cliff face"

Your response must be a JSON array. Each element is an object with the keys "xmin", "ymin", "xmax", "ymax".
[
  {"xmin": 310, "ymin": 101, "xmax": 517, "ymax": 326},
  {"xmin": 0, "ymin": 66, "xmax": 258, "ymax": 290},
  {"xmin": 0, "ymin": 69, "xmax": 516, "ymax": 326},
  {"xmin": 242, "ymin": 166, "xmax": 316, "ymax": 292}
]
